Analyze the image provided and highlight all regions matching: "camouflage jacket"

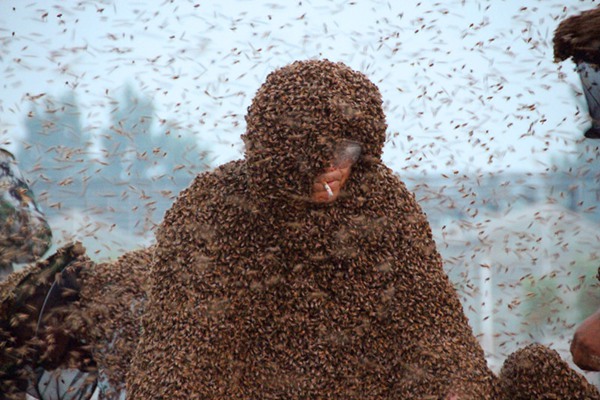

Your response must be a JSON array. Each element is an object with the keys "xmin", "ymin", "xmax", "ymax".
[{"xmin": 0, "ymin": 149, "xmax": 52, "ymax": 267}]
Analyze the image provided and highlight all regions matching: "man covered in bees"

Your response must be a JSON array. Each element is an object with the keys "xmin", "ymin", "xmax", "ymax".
[
  {"xmin": 2, "ymin": 60, "xmax": 599, "ymax": 399},
  {"xmin": 124, "ymin": 59, "xmax": 497, "ymax": 398}
]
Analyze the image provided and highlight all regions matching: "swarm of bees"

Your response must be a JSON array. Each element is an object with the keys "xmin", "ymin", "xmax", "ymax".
[{"xmin": 0, "ymin": 1, "xmax": 599, "ymax": 399}]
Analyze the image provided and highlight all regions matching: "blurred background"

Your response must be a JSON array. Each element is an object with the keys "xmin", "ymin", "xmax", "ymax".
[{"xmin": 1, "ymin": 0, "xmax": 599, "ymax": 385}]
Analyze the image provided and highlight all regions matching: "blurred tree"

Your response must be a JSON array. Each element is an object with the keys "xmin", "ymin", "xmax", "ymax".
[
  {"xmin": 17, "ymin": 85, "xmax": 212, "ymax": 237},
  {"xmin": 99, "ymin": 84, "xmax": 155, "ymax": 182},
  {"xmin": 97, "ymin": 85, "xmax": 211, "ymax": 232},
  {"xmin": 20, "ymin": 91, "xmax": 91, "ymax": 201},
  {"xmin": 153, "ymin": 127, "xmax": 209, "ymax": 181}
]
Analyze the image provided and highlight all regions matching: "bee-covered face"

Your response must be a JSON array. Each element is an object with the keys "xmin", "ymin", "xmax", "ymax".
[
  {"xmin": 242, "ymin": 60, "xmax": 386, "ymax": 205},
  {"xmin": 311, "ymin": 140, "xmax": 361, "ymax": 204}
]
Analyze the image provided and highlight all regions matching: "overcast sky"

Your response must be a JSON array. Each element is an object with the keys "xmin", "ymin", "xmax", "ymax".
[{"xmin": 0, "ymin": 0, "xmax": 596, "ymax": 174}]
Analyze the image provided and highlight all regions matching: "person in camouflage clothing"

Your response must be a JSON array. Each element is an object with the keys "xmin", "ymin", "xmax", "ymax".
[{"xmin": 0, "ymin": 148, "xmax": 52, "ymax": 278}]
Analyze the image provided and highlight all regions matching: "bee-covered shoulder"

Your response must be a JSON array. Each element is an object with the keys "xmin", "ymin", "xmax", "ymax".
[
  {"xmin": 157, "ymin": 160, "xmax": 246, "ymax": 237},
  {"xmin": 361, "ymin": 163, "xmax": 420, "ymax": 212}
]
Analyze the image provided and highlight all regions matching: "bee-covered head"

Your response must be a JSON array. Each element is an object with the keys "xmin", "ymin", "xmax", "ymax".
[{"xmin": 242, "ymin": 59, "xmax": 387, "ymax": 204}]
